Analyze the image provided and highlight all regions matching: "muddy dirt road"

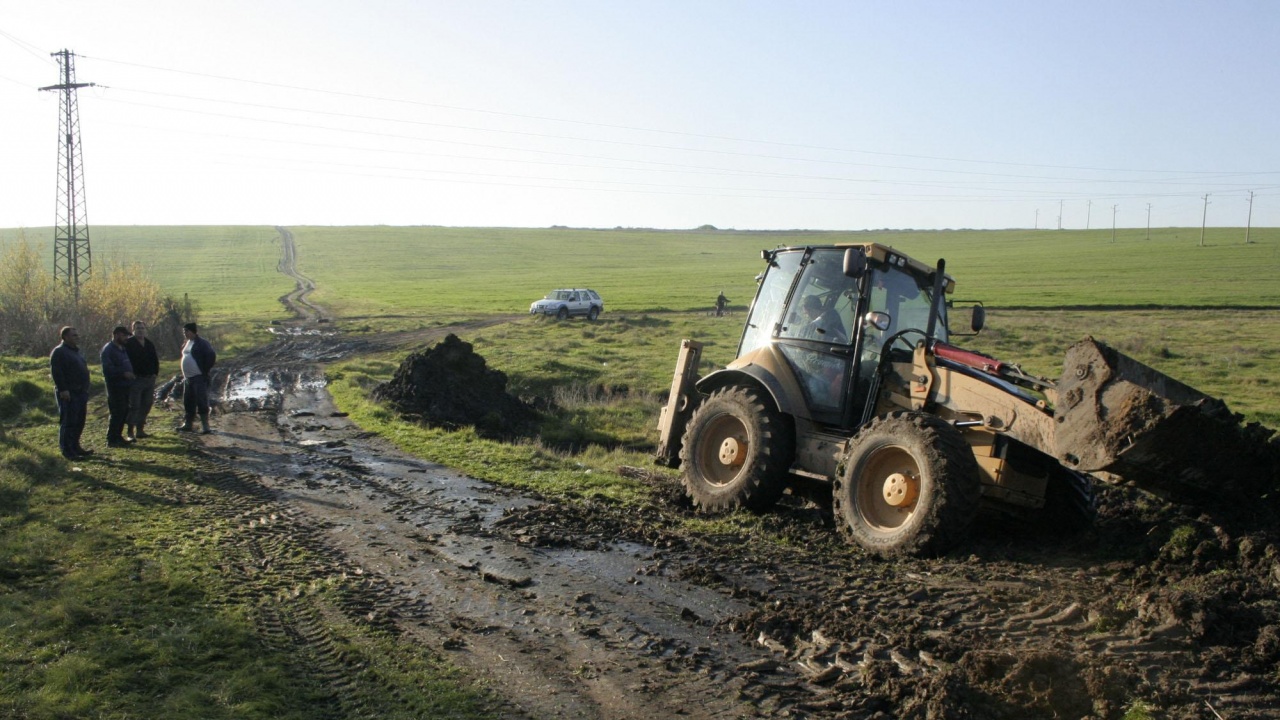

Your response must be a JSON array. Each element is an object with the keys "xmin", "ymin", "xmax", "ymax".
[{"xmin": 190, "ymin": 230, "xmax": 1280, "ymax": 719}]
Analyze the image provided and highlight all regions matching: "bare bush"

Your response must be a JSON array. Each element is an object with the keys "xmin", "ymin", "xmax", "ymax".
[{"xmin": 0, "ymin": 235, "xmax": 198, "ymax": 358}]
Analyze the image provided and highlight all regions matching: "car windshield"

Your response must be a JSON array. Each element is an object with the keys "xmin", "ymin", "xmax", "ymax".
[{"xmin": 545, "ymin": 290, "xmax": 572, "ymax": 301}]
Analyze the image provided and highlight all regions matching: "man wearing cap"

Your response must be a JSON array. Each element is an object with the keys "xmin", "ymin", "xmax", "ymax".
[
  {"xmin": 100, "ymin": 326, "xmax": 137, "ymax": 447},
  {"xmin": 50, "ymin": 326, "xmax": 93, "ymax": 460}
]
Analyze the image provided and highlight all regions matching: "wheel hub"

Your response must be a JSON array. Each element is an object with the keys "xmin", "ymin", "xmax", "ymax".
[
  {"xmin": 882, "ymin": 472, "xmax": 918, "ymax": 507},
  {"xmin": 718, "ymin": 437, "xmax": 746, "ymax": 467}
]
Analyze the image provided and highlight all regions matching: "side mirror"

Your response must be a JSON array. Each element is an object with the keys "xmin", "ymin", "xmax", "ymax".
[
  {"xmin": 970, "ymin": 305, "xmax": 986, "ymax": 333},
  {"xmin": 863, "ymin": 311, "xmax": 892, "ymax": 332},
  {"xmin": 843, "ymin": 247, "xmax": 868, "ymax": 278}
]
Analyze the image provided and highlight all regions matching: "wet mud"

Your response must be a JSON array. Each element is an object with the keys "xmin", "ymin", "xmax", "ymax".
[{"xmin": 200, "ymin": 326, "xmax": 1280, "ymax": 719}]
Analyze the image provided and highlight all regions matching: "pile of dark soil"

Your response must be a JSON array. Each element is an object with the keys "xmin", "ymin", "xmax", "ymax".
[{"xmin": 372, "ymin": 334, "xmax": 538, "ymax": 439}]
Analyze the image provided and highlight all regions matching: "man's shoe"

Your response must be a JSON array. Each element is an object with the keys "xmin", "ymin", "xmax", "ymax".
[
  {"xmin": 200, "ymin": 418, "xmax": 212, "ymax": 435},
  {"xmin": 107, "ymin": 440, "xmax": 133, "ymax": 448},
  {"xmin": 135, "ymin": 430, "xmax": 150, "ymax": 439},
  {"xmin": 177, "ymin": 423, "xmax": 194, "ymax": 433}
]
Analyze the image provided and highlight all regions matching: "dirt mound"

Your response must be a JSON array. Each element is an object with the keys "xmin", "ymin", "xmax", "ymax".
[{"xmin": 373, "ymin": 334, "xmax": 538, "ymax": 439}]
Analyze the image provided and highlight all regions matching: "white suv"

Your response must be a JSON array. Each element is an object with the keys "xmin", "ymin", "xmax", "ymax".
[{"xmin": 530, "ymin": 288, "xmax": 604, "ymax": 320}]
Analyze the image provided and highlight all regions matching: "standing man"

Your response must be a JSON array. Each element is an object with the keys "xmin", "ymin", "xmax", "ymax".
[
  {"xmin": 50, "ymin": 326, "xmax": 93, "ymax": 460},
  {"xmin": 178, "ymin": 322, "xmax": 216, "ymax": 434},
  {"xmin": 100, "ymin": 326, "xmax": 136, "ymax": 448},
  {"xmin": 124, "ymin": 320, "xmax": 160, "ymax": 440},
  {"xmin": 715, "ymin": 291, "xmax": 728, "ymax": 317}
]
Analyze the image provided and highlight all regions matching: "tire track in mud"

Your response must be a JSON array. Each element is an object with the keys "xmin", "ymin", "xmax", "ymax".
[
  {"xmin": 198, "ymin": 390, "xmax": 823, "ymax": 719},
  {"xmin": 155, "ymin": 454, "xmax": 506, "ymax": 718},
  {"xmin": 492, "ymin": 492, "xmax": 1280, "ymax": 719}
]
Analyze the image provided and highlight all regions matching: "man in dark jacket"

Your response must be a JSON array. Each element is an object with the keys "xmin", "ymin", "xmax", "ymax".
[
  {"xmin": 50, "ymin": 326, "xmax": 93, "ymax": 460},
  {"xmin": 100, "ymin": 326, "xmax": 136, "ymax": 447},
  {"xmin": 124, "ymin": 320, "xmax": 161, "ymax": 440},
  {"xmin": 178, "ymin": 322, "xmax": 216, "ymax": 434}
]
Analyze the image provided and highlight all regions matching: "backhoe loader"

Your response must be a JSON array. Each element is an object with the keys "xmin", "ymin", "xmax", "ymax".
[{"xmin": 656, "ymin": 243, "xmax": 1276, "ymax": 557}]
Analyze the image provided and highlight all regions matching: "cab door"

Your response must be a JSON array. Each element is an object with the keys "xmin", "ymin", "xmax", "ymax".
[{"xmin": 773, "ymin": 248, "xmax": 861, "ymax": 426}]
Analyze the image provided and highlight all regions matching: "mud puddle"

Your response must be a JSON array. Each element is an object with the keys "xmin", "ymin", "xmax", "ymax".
[{"xmin": 203, "ymin": 370, "xmax": 806, "ymax": 719}]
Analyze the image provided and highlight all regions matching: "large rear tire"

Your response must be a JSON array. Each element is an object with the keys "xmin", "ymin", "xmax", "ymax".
[
  {"xmin": 680, "ymin": 386, "xmax": 793, "ymax": 513},
  {"xmin": 833, "ymin": 412, "xmax": 981, "ymax": 557}
]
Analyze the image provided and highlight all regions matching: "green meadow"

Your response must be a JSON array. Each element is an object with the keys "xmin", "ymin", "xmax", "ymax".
[
  {"xmin": 6, "ymin": 226, "xmax": 1278, "ymax": 328},
  {"xmin": 4, "ymin": 224, "xmax": 1279, "ymax": 423}
]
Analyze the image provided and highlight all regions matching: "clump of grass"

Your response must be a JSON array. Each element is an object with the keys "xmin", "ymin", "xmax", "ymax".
[
  {"xmin": 1122, "ymin": 699, "xmax": 1156, "ymax": 720},
  {"xmin": 1162, "ymin": 524, "xmax": 1201, "ymax": 561}
]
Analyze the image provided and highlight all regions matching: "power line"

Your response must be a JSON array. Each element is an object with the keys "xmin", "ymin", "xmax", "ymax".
[{"xmin": 82, "ymin": 53, "xmax": 1280, "ymax": 178}]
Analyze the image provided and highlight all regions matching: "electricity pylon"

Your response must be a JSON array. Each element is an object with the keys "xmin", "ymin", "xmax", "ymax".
[{"xmin": 39, "ymin": 49, "xmax": 95, "ymax": 297}]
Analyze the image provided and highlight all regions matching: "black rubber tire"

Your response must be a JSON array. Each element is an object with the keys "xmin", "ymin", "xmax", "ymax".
[
  {"xmin": 1042, "ymin": 467, "xmax": 1098, "ymax": 533},
  {"xmin": 587, "ymin": 306, "xmax": 600, "ymax": 321},
  {"xmin": 679, "ymin": 386, "xmax": 793, "ymax": 513},
  {"xmin": 556, "ymin": 306, "xmax": 569, "ymax": 320},
  {"xmin": 833, "ymin": 412, "xmax": 981, "ymax": 557}
]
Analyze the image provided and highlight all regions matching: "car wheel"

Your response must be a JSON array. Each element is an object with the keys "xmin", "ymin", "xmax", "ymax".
[
  {"xmin": 832, "ymin": 412, "xmax": 981, "ymax": 558},
  {"xmin": 680, "ymin": 386, "xmax": 793, "ymax": 513},
  {"xmin": 587, "ymin": 306, "xmax": 600, "ymax": 321},
  {"xmin": 556, "ymin": 306, "xmax": 569, "ymax": 320}
]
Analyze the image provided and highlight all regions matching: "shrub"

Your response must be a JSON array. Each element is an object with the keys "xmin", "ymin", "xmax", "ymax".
[{"xmin": 0, "ymin": 236, "xmax": 198, "ymax": 358}]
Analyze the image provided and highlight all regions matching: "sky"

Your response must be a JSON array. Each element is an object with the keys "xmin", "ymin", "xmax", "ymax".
[{"xmin": 2, "ymin": 0, "xmax": 1278, "ymax": 231}]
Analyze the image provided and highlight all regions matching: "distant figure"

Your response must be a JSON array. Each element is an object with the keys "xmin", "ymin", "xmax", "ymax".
[
  {"xmin": 124, "ymin": 320, "xmax": 160, "ymax": 440},
  {"xmin": 715, "ymin": 291, "xmax": 728, "ymax": 317},
  {"xmin": 178, "ymin": 322, "xmax": 216, "ymax": 434},
  {"xmin": 100, "ymin": 326, "xmax": 137, "ymax": 448},
  {"xmin": 50, "ymin": 326, "xmax": 93, "ymax": 460}
]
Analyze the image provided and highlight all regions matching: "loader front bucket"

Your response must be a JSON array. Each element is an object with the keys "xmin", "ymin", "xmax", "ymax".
[{"xmin": 1054, "ymin": 337, "xmax": 1279, "ymax": 501}]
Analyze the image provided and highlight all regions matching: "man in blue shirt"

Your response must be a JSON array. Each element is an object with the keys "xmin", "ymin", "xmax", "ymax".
[
  {"xmin": 100, "ymin": 326, "xmax": 136, "ymax": 447},
  {"xmin": 50, "ymin": 326, "xmax": 93, "ymax": 460}
]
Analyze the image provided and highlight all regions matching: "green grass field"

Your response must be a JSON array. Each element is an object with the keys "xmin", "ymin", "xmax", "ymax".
[
  {"xmin": 5, "ymin": 223, "xmax": 1278, "ymax": 421},
  {"xmin": 0, "ymin": 226, "xmax": 293, "ymax": 323},
  {"xmin": 7, "ymin": 226, "xmax": 1279, "ymax": 328}
]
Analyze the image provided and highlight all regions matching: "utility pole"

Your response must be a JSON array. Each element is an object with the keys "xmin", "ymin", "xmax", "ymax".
[
  {"xmin": 1086, "ymin": 200, "xmax": 1092, "ymax": 230},
  {"xmin": 1146, "ymin": 203, "xmax": 1151, "ymax": 240},
  {"xmin": 39, "ymin": 49, "xmax": 95, "ymax": 298},
  {"xmin": 1057, "ymin": 200, "xmax": 1063, "ymax": 230},
  {"xmin": 1199, "ymin": 193, "xmax": 1210, "ymax": 247},
  {"xmin": 1034, "ymin": 208, "xmax": 1039, "ymax": 230},
  {"xmin": 1245, "ymin": 191, "xmax": 1255, "ymax": 244},
  {"xmin": 1111, "ymin": 205, "xmax": 1118, "ymax": 243}
]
